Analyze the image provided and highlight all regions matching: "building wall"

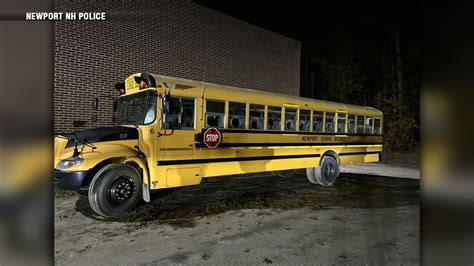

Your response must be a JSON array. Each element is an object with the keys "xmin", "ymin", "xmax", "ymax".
[{"xmin": 54, "ymin": 0, "xmax": 301, "ymax": 132}]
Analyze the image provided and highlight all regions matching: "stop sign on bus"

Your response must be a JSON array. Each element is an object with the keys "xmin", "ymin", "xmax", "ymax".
[{"xmin": 203, "ymin": 128, "xmax": 222, "ymax": 148}]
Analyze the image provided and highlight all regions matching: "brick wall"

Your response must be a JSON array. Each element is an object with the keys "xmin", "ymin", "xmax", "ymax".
[{"xmin": 54, "ymin": 0, "xmax": 301, "ymax": 132}]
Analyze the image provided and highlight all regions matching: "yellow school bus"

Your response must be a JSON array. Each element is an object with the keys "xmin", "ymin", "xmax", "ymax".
[{"xmin": 54, "ymin": 73, "xmax": 383, "ymax": 218}]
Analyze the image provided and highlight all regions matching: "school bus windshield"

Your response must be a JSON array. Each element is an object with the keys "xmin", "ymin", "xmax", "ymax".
[{"xmin": 116, "ymin": 90, "xmax": 157, "ymax": 125}]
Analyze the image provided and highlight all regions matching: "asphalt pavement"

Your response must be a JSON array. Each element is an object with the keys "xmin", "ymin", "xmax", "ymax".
[{"xmin": 54, "ymin": 162, "xmax": 420, "ymax": 265}]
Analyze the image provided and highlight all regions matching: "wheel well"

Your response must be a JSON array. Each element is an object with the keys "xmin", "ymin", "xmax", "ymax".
[
  {"xmin": 81, "ymin": 159, "xmax": 144, "ymax": 189},
  {"xmin": 124, "ymin": 161, "xmax": 143, "ymax": 177},
  {"xmin": 320, "ymin": 150, "xmax": 340, "ymax": 165},
  {"xmin": 80, "ymin": 159, "xmax": 113, "ymax": 189}
]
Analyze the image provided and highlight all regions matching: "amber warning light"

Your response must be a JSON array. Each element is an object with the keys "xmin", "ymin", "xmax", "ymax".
[
  {"xmin": 115, "ymin": 82, "xmax": 126, "ymax": 95},
  {"xmin": 25, "ymin": 12, "xmax": 106, "ymax": 21}
]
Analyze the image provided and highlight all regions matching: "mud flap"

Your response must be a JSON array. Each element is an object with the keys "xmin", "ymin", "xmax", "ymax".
[{"xmin": 142, "ymin": 183, "xmax": 150, "ymax": 202}]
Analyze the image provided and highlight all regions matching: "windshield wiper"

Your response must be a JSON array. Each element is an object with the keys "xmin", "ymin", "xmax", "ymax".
[
  {"xmin": 82, "ymin": 138, "xmax": 97, "ymax": 151},
  {"xmin": 56, "ymin": 132, "xmax": 96, "ymax": 155}
]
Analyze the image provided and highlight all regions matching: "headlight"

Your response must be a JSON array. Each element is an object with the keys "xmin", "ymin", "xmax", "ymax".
[{"xmin": 56, "ymin": 157, "xmax": 84, "ymax": 170}]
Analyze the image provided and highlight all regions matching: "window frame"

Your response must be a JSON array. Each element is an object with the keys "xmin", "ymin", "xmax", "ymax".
[
  {"xmin": 299, "ymin": 109, "xmax": 311, "ymax": 132},
  {"xmin": 312, "ymin": 110, "xmax": 324, "ymax": 132},
  {"xmin": 249, "ymin": 103, "xmax": 266, "ymax": 130},
  {"xmin": 374, "ymin": 117, "xmax": 382, "ymax": 134},
  {"xmin": 284, "ymin": 107, "xmax": 298, "ymax": 131},
  {"xmin": 365, "ymin": 116, "xmax": 374, "ymax": 134},
  {"xmin": 160, "ymin": 96, "xmax": 196, "ymax": 130},
  {"xmin": 228, "ymin": 101, "xmax": 247, "ymax": 129},
  {"xmin": 356, "ymin": 115, "xmax": 365, "ymax": 134},
  {"xmin": 347, "ymin": 114, "xmax": 356, "ymax": 134},
  {"xmin": 267, "ymin": 105, "xmax": 283, "ymax": 131},
  {"xmin": 325, "ymin": 112, "xmax": 336, "ymax": 133},
  {"xmin": 336, "ymin": 112, "xmax": 347, "ymax": 133},
  {"xmin": 205, "ymin": 98, "xmax": 226, "ymax": 128}
]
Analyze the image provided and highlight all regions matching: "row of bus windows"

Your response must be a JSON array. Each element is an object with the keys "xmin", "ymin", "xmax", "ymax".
[{"xmin": 162, "ymin": 97, "xmax": 382, "ymax": 134}]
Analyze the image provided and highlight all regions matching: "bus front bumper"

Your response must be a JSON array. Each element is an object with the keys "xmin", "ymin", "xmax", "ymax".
[{"xmin": 54, "ymin": 170, "xmax": 87, "ymax": 191}]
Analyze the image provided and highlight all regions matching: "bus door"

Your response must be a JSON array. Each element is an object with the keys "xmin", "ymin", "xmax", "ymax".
[
  {"xmin": 161, "ymin": 96, "xmax": 197, "ymax": 156},
  {"xmin": 159, "ymin": 95, "xmax": 202, "ymax": 188}
]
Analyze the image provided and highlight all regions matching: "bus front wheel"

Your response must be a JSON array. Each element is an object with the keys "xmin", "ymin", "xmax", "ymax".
[
  {"xmin": 88, "ymin": 163, "xmax": 142, "ymax": 218},
  {"xmin": 306, "ymin": 156, "xmax": 339, "ymax": 186}
]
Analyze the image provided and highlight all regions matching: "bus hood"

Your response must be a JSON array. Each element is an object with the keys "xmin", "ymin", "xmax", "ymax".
[
  {"xmin": 61, "ymin": 126, "xmax": 138, "ymax": 149},
  {"xmin": 54, "ymin": 126, "xmax": 140, "ymax": 169}
]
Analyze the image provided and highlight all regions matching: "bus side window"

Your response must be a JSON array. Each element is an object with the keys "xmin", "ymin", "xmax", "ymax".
[
  {"xmin": 337, "ymin": 112, "xmax": 347, "ymax": 133},
  {"xmin": 249, "ymin": 104, "xmax": 265, "ymax": 129},
  {"xmin": 365, "ymin": 117, "xmax": 373, "ymax": 134},
  {"xmin": 267, "ymin": 106, "xmax": 282, "ymax": 130},
  {"xmin": 348, "ymin": 114, "xmax": 356, "ymax": 133},
  {"xmin": 181, "ymin": 99, "xmax": 195, "ymax": 129},
  {"xmin": 313, "ymin": 111, "xmax": 324, "ymax": 132},
  {"xmin": 284, "ymin": 108, "xmax": 297, "ymax": 131},
  {"xmin": 299, "ymin": 109, "xmax": 311, "ymax": 131},
  {"xmin": 206, "ymin": 100, "xmax": 225, "ymax": 128},
  {"xmin": 228, "ymin": 102, "xmax": 246, "ymax": 129},
  {"xmin": 374, "ymin": 118, "xmax": 381, "ymax": 134},
  {"xmin": 356, "ymin": 115, "xmax": 365, "ymax": 133},
  {"xmin": 162, "ymin": 97, "xmax": 195, "ymax": 130},
  {"xmin": 325, "ymin": 112, "xmax": 335, "ymax": 133}
]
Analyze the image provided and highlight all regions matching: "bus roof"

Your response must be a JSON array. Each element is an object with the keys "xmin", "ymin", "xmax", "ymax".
[{"xmin": 138, "ymin": 73, "xmax": 383, "ymax": 117}]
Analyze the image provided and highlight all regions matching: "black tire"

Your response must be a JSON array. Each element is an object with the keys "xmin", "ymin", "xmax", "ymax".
[
  {"xmin": 306, "ymin": 167, "xmax": 317, "ymax": 184},
  {"xmin": 88, "ymin": 163, "xmax": 142, "ymax": 218},
  {"xmin": 306, "ymin": 156, "xmax": 339, "ymax": 186}
]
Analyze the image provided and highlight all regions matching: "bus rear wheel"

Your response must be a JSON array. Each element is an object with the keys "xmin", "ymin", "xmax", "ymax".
[
  {"xmin": 306, "ymin": 156, "xmax": 339, "ymax": 186},
  {"xmin": 88, "ymin": 163, "xmax": 142, "ymax": 218}
]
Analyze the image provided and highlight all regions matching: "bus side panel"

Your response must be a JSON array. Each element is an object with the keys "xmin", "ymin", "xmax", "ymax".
[
  {"xmin": 152, "ymin": 144, "xmax": 382, "ymax": 189},
  {"xmin": 201, "ymin": 157, "xmax": 319, "ymax": 178},
  {"xmin": 338, "ymin": 145, "xmax": 382, "ymax": 164},
  {"xmin": 339, "ymin": 153, "xmax": 380, "ymax": 164},
  {"xmin": 165, "ymin": 166, "xmax": 202, "ymax": 188}
]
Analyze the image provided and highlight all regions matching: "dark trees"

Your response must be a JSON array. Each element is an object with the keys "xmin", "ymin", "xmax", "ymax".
[{"xmin": 302, "ymin": 23, "xmax": 419, "ymax": 152}]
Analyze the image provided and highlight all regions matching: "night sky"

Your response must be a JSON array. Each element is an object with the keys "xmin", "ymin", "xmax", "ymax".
[
  {"xmin": 194, "ymin": 0, "xmax": 420, "ymax": 99},
  {"xmin": 194, "ymin": 1, "xmax": 420, "ymax": 46}
]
